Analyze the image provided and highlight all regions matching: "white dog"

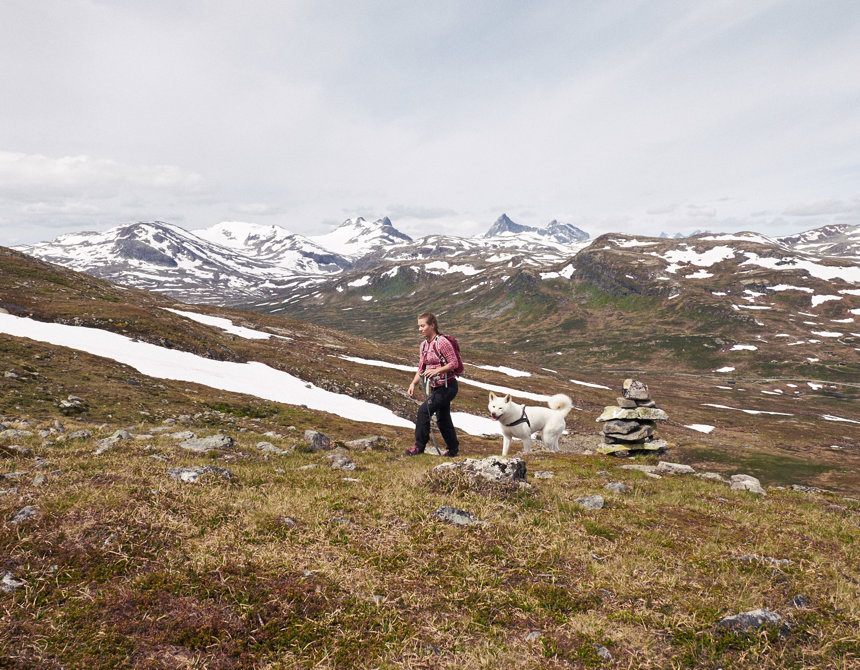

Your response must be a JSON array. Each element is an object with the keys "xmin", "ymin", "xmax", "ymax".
[{"xmin": 488, "ymin": 392, "xmax": 573, "ymax": 456}]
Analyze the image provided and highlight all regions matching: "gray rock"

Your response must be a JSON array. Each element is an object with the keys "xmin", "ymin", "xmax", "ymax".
[
  {"xmin": 433, "ymin": 456, "xmax": 527, "ymax": 484},
  {"xmin": 698, "ymin": 472, "xmax": 728, "ymax": 482},
  {"xmin": 179, "ymin": 434, "xmax": 234, "ymax": 453},
  {"xmin": 298, "ymin": 464, "xmax": 318, "ymax": 470},
  {"xmin": 604, "ymin": 482, "xmax": 627, "ymax": 493},
  {"xmin": 4, "ymin": 371, "xmax": 18, "ymax": 379},
  {"xmin": 716, "ymin": 608, "xmax": 785, "ymax": 634},
  {"xmin": 525, "ymin": 631, "xmax": 542, "ymax": 642},
  {"xmin": 616, "ymin": 397, "xmax": 637, "ymax": 409},
  {"xmin": 32, "ymin": 474, "xmax": 46, "ymax": 486},
  {"xmin": 0, "ymin": 429, "xmax": 34, "ymax": 440},
  {"xmin": 67, "ymin": 429, "xmax": 92, "ymax": 440},
  {"xmin": 634, "ymin": 399, "xmax": 656, "ymax": 408},
  {"xmin": 576, "ymin": 495, "xmax": 605, "ymax": 510},
  {"xmin": 730, "ymin": 474, "xmax": 766, "ymax": 495},
  {"xmin": 595, "ymin": 645, "xmax": 612, "ymax": 661},
  {"xmin": 602, "ymin": 419, "xmax": 653, "ymax": 435},
  {"xmin": 169, "ymin": 430, "xmax": 197, "ymax": 440},
  {"xmin": 9, "ymin": 505, "xmax": 37, "ymax": 524},
  {"xmin": 304, "ymin": 430, "xmax": 333, "ymax": 451},
  {"xmin": 596, "ymin": 406, "xmax": 668, "ymax": 422},
  {"xmin": 618, "ymin": 464, "xmax": 658, "ymax": 473},
  {"xmin": 655, "ymin": 461, "xmax": 696, "ymax": 475},
  {"xmin": 344, "ymin": 435, "xmax": 388, "ymax": 450},
  {"xmin": 432, "ymin": 506, "xmax": 489, "ymax": 527},
  {"xmin": 533, "ymin": 471, "xmax": 554, "ymax": 479},
  {"xmin": 622, "ymin": 379, "xmax": 650, "ymax": 400},
  {"xmin": 328, "ymin": 453, "xmax": 356, "ymax": 471},
  {"xmin": 162, "ymin": 418, "xmax": 176, "ymax": 425},
  {"xmin": 94, "ymin": 437, "xmax": 118, "ymax": 455},
  {"xmin": 110, "ymin": 430, "xmax": 132, "ymax": 441},
  {"xmin": 737, "ymin": 553, "xmax": 792, "ymax": 568},
  {"xmin": 1, "ymin": 572, "xmax": 27, "ymax": 594},
  {"xmin": 1, "ymin": 471, "xmax": 27, "ymax": 480},
  {"xmin": 791, "ymin": 484, "xmax": 821, "ymax": 494},
  {"xmin": 788, "ymin": 594, "xmax": 809, "ymax": 608},
  {"xmin": 256, "ymin": 441, "xmax": 290, "ymax": 456},
  {"xmin": 603, "ymin": 423, "xmax": 655, "ymax": 442},
  {"xmin": 167, "ymin": 465, "xmax": 235, "ymax": 483}
]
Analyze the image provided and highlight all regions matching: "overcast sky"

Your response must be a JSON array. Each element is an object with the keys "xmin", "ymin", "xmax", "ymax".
[{"xmin": 2, "ymin": 0, "xmax": 860, "ymax": 246}]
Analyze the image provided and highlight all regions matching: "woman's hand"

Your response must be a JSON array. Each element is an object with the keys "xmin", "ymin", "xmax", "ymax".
[{"xmin": 407, "ymin": 382, "xmax": 415, "ymax": 397}]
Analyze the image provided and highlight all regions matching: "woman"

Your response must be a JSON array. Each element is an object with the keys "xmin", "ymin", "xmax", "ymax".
[{"xmin": 405, "ymin": 312, "xmax": 460, "ymax": 457}]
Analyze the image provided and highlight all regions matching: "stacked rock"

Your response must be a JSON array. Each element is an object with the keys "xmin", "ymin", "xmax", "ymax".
[{"xmin": 596, "ymin": 379, "xmax": 668, "ymax": 455}]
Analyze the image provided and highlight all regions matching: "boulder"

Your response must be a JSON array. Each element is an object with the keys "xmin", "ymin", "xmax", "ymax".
[
  {"xmin": 655, "ymin": 461, "xmax": 695, "ymax": 475},
  {"xmin": 576, "ymin": 495, "xmax": 605, "ymax": 510},
  {"xmin": 179, "ymin": 434, "xmax": 234, "ymax": 453},
  {"xmin": 622, "ymin": 379, "xmax": 650, "ymax": 400},
  {"xmin": 256, "ymin": 441, "xmax": 290, "ymax": 456},
  {"xmin": 167, "ymin": 466, "xmax": 235, "ymax": 483},
  {"xmin": 616, "ymin": 397, "xmax": 637, "ymax": 409},
  {"xmin": 110, "ymin": 430, "xmax": 132, "ymax": 441},
  {"xmin": 327, "ymin": 453, "xmax": 356, "ymax": 471},
  {"xmin": 66, "ymin": 430, "xmax": 92, "ymax": 440},
  {"xmin": 9, "ymin": 505, "xmax": 37, "ymax": 524},
  {"xmin": 431, "ymin": 506, "xmax": 488, "ymax": 527},
  {"xmin": 433, "ymin": 456, "xmax": 527, "ymax": 484},
  {"xmin": 604, "ymin": 482, "xmax": 628, "ymax": 493},
  {"xmin": 596, "ymin": 406, "xmax": 668, "ymax": 422},
  {"xmin": 304, "ymin": 430, "xmax": 333, "ymax": 452},
  {"xmin": 716, "ymin": 608, "xmax": 786, "ymax": 635},
  {"xmin": 730, "ymin": 474, "xmax": 766, "ymax": 495},
  {"xmin": 344, "ymin": 436, "xmax": 388, "ymax": 450}
]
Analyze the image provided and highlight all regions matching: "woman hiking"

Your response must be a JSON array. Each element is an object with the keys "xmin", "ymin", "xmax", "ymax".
[{"xmin": 405, "ymin": 312, "xmax": 460, "ymax": 457}]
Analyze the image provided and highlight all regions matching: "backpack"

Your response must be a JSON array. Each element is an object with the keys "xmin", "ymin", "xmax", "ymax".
[{"xmin": 435, "ymin": 334, "xmax": 465, "ymax": 377}]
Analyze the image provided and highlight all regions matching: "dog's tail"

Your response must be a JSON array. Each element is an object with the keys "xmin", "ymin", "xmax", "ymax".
[{"xmin": 548, "ymin": 393, "xmax": 573, "ymax": 416}]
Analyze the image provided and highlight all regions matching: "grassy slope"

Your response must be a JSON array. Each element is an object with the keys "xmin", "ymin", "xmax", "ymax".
[{"xmin": 1, "ymin": 424, "xmax": 858, "ymax": 669}]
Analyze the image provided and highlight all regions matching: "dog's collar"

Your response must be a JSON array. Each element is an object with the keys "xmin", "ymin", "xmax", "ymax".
[{"xmin": 505, "ymin": 407, "xmax": 530, "ymax": 428}]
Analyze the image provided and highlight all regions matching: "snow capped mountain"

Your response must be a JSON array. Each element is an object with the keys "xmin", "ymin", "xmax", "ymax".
[
  {"xmin": 193, "ymin": 221, "xmax": 351, "ymax": 273},
  {"xmin": 484, "ymin": 213, "xmax": 589, "ymax": 244},
  {"xmin": 15, "ymin": 221, "xmax": 342, "ymax": 303},
  {"xmin": 11, "ymin": 217, "xmax": 857, "ymax": 309},
  {"xmin": 778, "ymin": 224, "xmax": 860, "ymax": 258},
  {"xmin": 308, "ymin": 216, "xmax": 412, "ymax": 259}
]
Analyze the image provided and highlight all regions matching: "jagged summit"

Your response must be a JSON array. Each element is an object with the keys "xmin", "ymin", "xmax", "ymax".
[
  {"xmin": 484, "ymin": 213, "xmax": 532, "ymax": 237},
  {"xmin": 484, "ymin": 214, "xmax": 589, "ymax": 244}
]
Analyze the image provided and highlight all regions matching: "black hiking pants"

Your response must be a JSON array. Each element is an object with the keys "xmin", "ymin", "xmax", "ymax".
[{"xmin": 415, "ymin": 379, "xmax": 459, "ymax": 453}]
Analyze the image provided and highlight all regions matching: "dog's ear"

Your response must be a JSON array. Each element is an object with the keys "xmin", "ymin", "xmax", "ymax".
[
  {"xmin": 504, "ymin": 394, "xmax": 511, "ymax": 403},
  {"xmin": 489, "ymin": 392, "xmax": 496, "ymax": 401}
]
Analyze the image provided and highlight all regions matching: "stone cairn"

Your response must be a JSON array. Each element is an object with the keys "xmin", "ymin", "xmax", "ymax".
[{"xmin": 595, "ymin": 379, "xmax": 668, "ymax": 456}]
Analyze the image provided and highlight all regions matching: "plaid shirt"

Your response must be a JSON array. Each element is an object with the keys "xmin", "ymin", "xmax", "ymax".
[{"xmin": 418, "ymin": 335, "xmax": 457, "ymax": 387}]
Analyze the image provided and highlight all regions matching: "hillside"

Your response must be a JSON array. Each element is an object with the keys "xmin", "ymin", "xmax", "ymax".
[{"xmin": 0, "ymin": 248, "xmax": 858, "ymax": 668}]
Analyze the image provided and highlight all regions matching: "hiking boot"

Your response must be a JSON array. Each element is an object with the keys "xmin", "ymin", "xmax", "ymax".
[
  {"xmin": 403, "ymin": 445, "xmax": 424, "ymax": 456},
  {"xmin": 442, "ymin": 449, "xmax": 459, "ymax": 458}
]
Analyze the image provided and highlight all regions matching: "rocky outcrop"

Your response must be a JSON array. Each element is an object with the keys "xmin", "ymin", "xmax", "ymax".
[{"xmin": 433, "ymin": 457, "xmax": 527, "ymax": 484}]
